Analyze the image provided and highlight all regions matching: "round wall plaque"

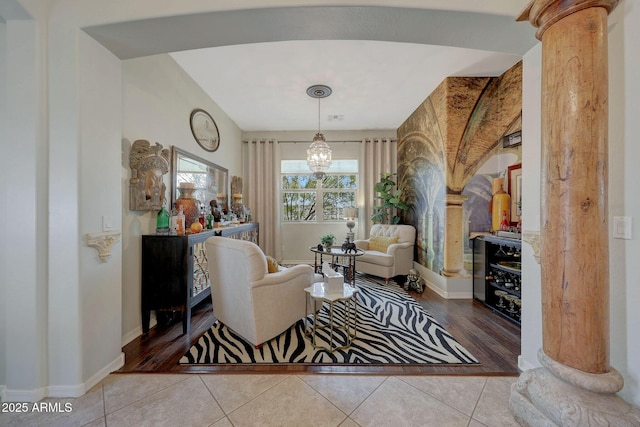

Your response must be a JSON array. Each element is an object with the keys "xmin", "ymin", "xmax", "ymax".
[{"xmin": 190, "ymin": 109, "xmax": 220, "ymax": 152}]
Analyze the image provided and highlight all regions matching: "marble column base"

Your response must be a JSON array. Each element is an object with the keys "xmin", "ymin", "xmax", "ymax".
[{"xmin": 510, "ymin": 349, "xmax": 640, "ymax": 426}]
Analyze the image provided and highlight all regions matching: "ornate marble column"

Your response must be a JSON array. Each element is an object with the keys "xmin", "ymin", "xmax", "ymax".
[
  {"xmin": 510, "ymin": 1, "xmax": 640, "ymax": 425},
  {"xmin": 441, "ymin": 193, "xmax": 467, "ymax": 277}
]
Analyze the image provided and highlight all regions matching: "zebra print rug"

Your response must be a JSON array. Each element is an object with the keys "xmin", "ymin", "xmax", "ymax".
[{"xmin": 180, "ymin": 275, "xmax": 478, "ymax": 365}]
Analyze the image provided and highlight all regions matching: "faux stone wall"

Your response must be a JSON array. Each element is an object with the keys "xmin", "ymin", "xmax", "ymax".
[{"xmin": 398, "ymin": 61, "xmax": 522, "ymax": 274}]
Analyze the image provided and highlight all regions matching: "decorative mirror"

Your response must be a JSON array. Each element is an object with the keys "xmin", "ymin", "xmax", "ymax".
[{"xmin": 171, "ymin": 146, "xmax": 229, "ymax": 212}]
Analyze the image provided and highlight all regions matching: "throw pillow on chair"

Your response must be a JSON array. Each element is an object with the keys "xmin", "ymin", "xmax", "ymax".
[
  {"xmin": 265, "ymin": 256, "xmax": 279, "ymax": 273},
  {"xmin": 368, "ymin": 235, "xmax": 398, "ymax": 252}
]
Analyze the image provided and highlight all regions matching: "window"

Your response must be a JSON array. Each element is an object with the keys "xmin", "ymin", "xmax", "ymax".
[{"xmin": 281, "ymin": 160, "xmax": 358, "ymax": 222}]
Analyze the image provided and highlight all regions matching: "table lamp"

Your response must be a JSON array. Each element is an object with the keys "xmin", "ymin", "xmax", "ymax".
[{"xmin": 344, "ymin": 207, "xmax": 359, "ymax": 242}]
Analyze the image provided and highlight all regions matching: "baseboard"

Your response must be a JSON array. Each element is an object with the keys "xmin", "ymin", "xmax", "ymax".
[
  {"xmin": 3, "ymin": 353, "xmax": 125, "ymax": 402},
  {"xmin": 424, "ymin": 281, "xmax": 472, "ymax": 299},
  {"xmin": 518, "ymin": 355, "xmax": 537, "ymax": 372},
  {"xmin": 122, "ymin": 314, "xmax": 156, "ymax": 347},
  {"xmin": 3, "ymin": 386, "xmax": 47, "ymax": 402}
]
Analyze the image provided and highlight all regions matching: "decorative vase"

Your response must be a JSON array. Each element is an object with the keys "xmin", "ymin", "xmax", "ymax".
[
  {"xmin": 491, "ymin": 178, "xmax": 511, "ymax": 232},
  {"xmin": 231, "ymin": 193, "xmax": 245, "ymax": 220},
  {"xmin": 175, "ymin": 183, "xmax": 199, "ymax": 230}
]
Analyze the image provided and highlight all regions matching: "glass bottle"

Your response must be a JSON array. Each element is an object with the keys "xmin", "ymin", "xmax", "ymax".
[
  {"xmin": 156, "ymin": 201, "xmax": 170, "ymax": 235},
  {"xmin": 199, "ymin": 205, "xmax": 206, "ymax": 228},
  {"xmin": 176, "ymin": 206, "xmax": 185, "ymax": 236},
  {"xmin": 205, "ymin": 207, "xmax": 213, "ymax": 230},
  {"xmin": 500, "ymin": 210, "xmax": 510, "ymax": 231},
  {"xmin": 169, "ymin": 203, "xmax": 178, "ymax": 235}
]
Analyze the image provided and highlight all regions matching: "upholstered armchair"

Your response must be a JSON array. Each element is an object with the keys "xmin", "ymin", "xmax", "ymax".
[
  {"xmin": 205, "ymin": 236, "xmax": 319, "ymax": 347},
  {"xmin": 354, "ymin": 224, "xmax": 416, "ymax": 283}
]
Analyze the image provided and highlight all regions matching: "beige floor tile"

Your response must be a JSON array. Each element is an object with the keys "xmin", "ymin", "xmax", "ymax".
[
  {"xmin": 339, "ymin": 418, "xmax": 361, "ymax": 427},
  {"xmin": 102, "ymin": 373, "xmax": 191, "ymax": 414},
  {"xmin": 210, "ymin": 416, "xmax": 234, "ymax": 427},
  {"xmin": 399, "ymin": 375, "xmax": 486, "ymax": 416},
  {"xmin": 200, "ymin": 374, "xmax": 288, "ymax": 413},
  {"xmin": 0, "ymin": 385, "xmax": 105, "ymax": 427},
  {"xmin": 472, "ymin": 377, "xmax": 519, "ymax": 427},
  {"xmin": 82, "ymin": 417, "xmax": 106, "ymax": 426},
  {"xmin": 105, "ymin": 376, "xmax": 224, "ymax": 427},
  {"xmin": 228, "ymin": 375, "xmax": 347, "ymax": 427},
  {"xmin": 299, "ymin": 374, "xmax": 386, "ymax": 414},
  {"xmin": 350, "ymin": 377, "xmax": 470, "ymax": 427},
  {"xmin": 468, "ymin": 419, "xmax": 488, "ymax": 427}
]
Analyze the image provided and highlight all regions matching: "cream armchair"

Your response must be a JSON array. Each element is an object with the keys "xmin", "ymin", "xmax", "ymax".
[
  {"xmin": 354, "ymin": 224, "xmax": 416, "ymax": 283},
  {"xmin": 205, "ymin": 236, "xmax": 319, "ymax": 347}
]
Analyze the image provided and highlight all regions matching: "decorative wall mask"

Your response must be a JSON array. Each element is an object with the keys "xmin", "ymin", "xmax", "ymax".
[{"xmin": 129, "ymin": 139, "xmax": 170, "ymax": 211}]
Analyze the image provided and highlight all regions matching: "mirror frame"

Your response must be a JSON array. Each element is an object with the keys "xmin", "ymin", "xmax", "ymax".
[{"xmin": 171, "ymin": 146, "xmax": 229, "ymax": 212}]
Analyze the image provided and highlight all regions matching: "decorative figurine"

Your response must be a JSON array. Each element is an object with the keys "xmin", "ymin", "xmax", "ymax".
[
  {"xmin": 404, "ymin": 268, "xmax": 425, "ymax": 293},
  {"xmin": 317, "ymin": 243, "xmax": 324, "ymax": 252},
  {"xmin": 341, "ymin": 240, "xmax": 357, "ymax": 254}
]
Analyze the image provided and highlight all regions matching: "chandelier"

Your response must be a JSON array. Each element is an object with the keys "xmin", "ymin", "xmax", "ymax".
[{"xmin": 306, "ymin": 85, "xmax": 332, "ymax": 179}]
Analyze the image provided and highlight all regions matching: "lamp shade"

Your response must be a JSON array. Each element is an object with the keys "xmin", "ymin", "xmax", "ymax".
[{"xmin": 344, "ymin": 207, "xmax": 359, "ymax": 220}]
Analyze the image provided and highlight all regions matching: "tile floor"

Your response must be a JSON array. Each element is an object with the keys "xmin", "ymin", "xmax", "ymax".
[{"xmin": 0, "ymin": 373, "xmax": 521, "ymax": 427}]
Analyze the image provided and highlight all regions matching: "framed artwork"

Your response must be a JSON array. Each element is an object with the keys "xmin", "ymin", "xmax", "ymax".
[
  {"xmin": 190, "ymin": 108, "xmax": 220, "ymax": 152},
  {"xmin": 508, "ymin": 163, "xmax": 522, "ymax": 225}
]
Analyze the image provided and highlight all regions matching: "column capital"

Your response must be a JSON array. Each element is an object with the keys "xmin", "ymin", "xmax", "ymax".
[
  {"xmin": 445, "ymin": 193, "xmax": 467, "ymax": 206},
  {"xmin": 517, "ymin": 0, "xmax": 619, "ymax": 40}
]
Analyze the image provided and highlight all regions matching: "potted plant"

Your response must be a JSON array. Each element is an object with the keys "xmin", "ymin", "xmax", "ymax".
[
  {"xmin": 371, "ymin": 172, "xmax": 409, "ymax": 224},
  {"xmin": 320, "ymin": 233, "xmax": 335, "ymax": 251}
]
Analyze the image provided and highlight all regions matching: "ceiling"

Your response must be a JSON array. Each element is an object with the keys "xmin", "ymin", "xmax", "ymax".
[
  {"xmin": 170, "ymin": 41, "xmax": 522, "ymax": 131},
  {"xmin": 83, "ymin": 4, "xmax": 537, "ymax": 132}
]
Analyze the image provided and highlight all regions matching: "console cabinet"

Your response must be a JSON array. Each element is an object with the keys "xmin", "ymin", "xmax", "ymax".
[
  {"xmin": 472, "ymin": 235, "xmax": 521, "ymax": 326},
  {"xmin": 141, "ymin": 222, "xmax": 259, "ymax": 334}
]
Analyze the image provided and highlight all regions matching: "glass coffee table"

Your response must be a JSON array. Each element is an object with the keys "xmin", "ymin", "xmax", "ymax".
[
  {"xmin": 309, "ymin": 246, "xmax": 364, "ymax": 287},
  {"xmin": 304, "ymin": 282, "xmax": 359, "ymax": 352}
]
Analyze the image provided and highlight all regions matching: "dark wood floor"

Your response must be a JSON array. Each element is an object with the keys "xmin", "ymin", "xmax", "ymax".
[{"xmin": 119, "ymin": 277, "xmax": 521, "ymax": 375}]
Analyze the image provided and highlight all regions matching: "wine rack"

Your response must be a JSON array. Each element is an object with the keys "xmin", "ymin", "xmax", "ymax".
[{"xmin": 473, "ymin": 235, "xmax": 521, "ymax": 325}]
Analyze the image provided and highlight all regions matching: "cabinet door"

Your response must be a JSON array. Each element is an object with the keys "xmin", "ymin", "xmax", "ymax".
[{"xmin": 142, "ymin": 237, "xmax": 188, "ymax": 310}]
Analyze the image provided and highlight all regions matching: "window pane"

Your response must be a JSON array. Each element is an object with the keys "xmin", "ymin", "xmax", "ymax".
[
  {"xmin": 323, "ymin": 174, "xmax": 357, "ymax": 189},
  {"xmin": 322, "ymin": 191, "xmax": 356, "ymax": 221},
  {"xmin": 282, "ymin": 174, "xmax": 317, "ymax": 189},
  {"xmin": 282, "ymin": 192, "xmax": 316, "ymax": 221}
]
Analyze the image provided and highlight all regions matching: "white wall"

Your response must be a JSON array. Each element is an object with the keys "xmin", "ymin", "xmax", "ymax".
[
  {"xmin": 1, "ymin": 17, "xmax": 49, "ymax": 401},
  {"xmin": 121, "ymin": 54, "xmax": 243, "ymax": 344},
  {"xmin": 78, "ymin": 31, "xmax": 124, "ymax": 384},
  {"xmin": 0, "ymin": 18, "xmax": 5, "ymax": 398},
  {"xmin": 519, "ymin": 3, "xmax": 640, "ymax": 406},
  {"xmin": 608, "ymin": 1, "xmax": 640, "ymax": 405},
  {"xmin": 519, "ymin": 42, "xmax": 543, "ymax": 372}
]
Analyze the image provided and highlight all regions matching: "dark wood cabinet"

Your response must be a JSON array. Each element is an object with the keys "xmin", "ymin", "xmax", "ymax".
[
  {"xmin": 141, "ymin": 222, "xmax": 259, "ymax": 334},
  {"xmin": 473, "ymin": 235, "xmax": 521, "ymax": 326}
]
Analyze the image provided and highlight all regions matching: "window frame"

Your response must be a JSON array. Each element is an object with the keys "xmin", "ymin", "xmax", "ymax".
[{"xmin": 281, "ymin": 166, "xmax": 358, "ymax": 224}]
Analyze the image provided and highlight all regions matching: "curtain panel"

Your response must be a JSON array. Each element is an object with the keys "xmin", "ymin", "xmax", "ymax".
[
  {"xmin": 360, "ymin": 138, "xmax": 397, "ymax": 234},
  {"xmin": 245, "ymin": 139, "xmax": 280, "ymax": 258}
]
